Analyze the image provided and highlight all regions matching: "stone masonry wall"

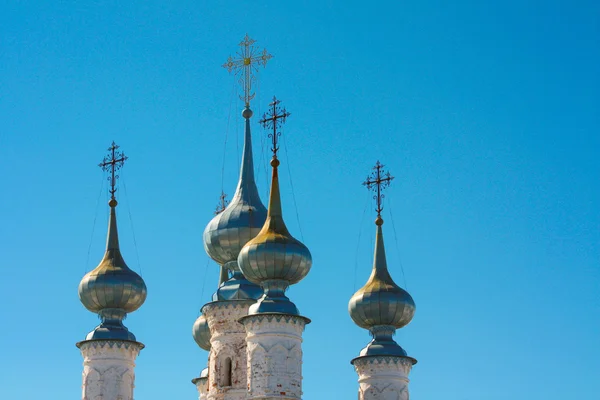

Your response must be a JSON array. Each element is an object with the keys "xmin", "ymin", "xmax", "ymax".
[
  {"xmin": 353, "ymin": 356, "xmax": 413, "ymax": 400},
  {"xmin": 242, "ymin": 314, "xmax": 307, "ymax": 400},
  {"xmin": 79, "ymin": 340, "xmax": 143, "ymax": 400}
]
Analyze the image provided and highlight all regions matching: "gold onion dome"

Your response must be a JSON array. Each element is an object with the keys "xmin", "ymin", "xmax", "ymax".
[
  {"xmin": 203, "ymin": 108, "xmax": 266, "ymax": 301},
  {"xmin": 78, "ymin": 199, "xmax": 147, "ymax": 342},
  {"xmin": 192, "ymin": 314, "xmax": 211, "ymax": 351},
  {"xmin": 349, "ymin": 216, "xmax": 416, "ymax": 360},
  {"xmin": 238, "ymin": 157, "xmax": 312, "ymax": 316}
]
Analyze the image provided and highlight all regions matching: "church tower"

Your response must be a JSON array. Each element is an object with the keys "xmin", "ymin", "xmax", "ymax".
[
  {"xmin": 191, "ymin": 260, "xmax": 234, "ymax": 399},
  {"xmin": 349, "ymin": 162, "xmax": 417, "ymax": 400},
  {"xmin": 197, "ymin": 35, "xmax": 271, "ymax": 400},
  {"xmin": 77, "ymin": 142, "xmax": 147, "ymax": 400},
  {"xmin": 237, "ymin": 97, "xmax": 312, "ymax": 400}
]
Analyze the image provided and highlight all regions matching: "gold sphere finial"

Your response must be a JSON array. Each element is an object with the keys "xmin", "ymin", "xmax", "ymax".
[
  {"xmin": 109, "ymin": 199, "xmax": 118, "ymax": 208},
  {"xmin": 271, "ymin": 158, "xmax": 280, "ymax": 168},
  {"xmin": 375, "ymin": 216, "xmax": 384, "ymax": 226}
]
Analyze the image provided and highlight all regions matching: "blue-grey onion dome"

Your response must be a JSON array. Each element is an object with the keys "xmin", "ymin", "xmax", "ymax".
[
  {"xmin": 203, "ymin": 108, "xmax": 267, "ymax": 267},
  {"xmin": 238, "ymin": 159, "xmax": 312, "ymax": 285},
  {"xmin": 212, "ymin": 264, "xmax": 263, "ymax": 301},
  {"xmin": 191, "ymin": 367, "xmax": 209, "ymax": 386},
  {"xmin": 200, "ymin": 367, "xmax": 209, "ymax": 379},
  {"xmin": 79, "ymin": 200, "xmax": 147, "ymax": 314},
  {"xmin": 192, "ymin": 314, "xmax": 211, "ymax": 351},
  {"xmin": 213, "ymin": 269, "xmax": 264, "ymax": 301},
  {"xmin": 349, "ymin": 217, "xmax": 415, "ymax": 330}
]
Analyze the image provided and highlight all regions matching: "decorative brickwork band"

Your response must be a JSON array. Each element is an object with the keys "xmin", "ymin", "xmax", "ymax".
[
  {"xmin": 240, "ymin": 314, "xmax": 309, "ymax": 400},
  {"xmin": 353, "ymin": 356, "xmax": 413, "ymax": 400},
  {"xmin": 78, "ymin": 340, "xmax": 143, "ymax": 400}
]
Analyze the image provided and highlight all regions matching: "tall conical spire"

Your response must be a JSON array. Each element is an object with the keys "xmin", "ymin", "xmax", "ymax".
[
  {"xmin": 78, "ymin": 143, "xmax": 147, "ymax": 342},
  {"xmin": 104, "ymin": 199, "xmax": 124, "ymax": 258},
  {"xmin": 266, "ymin": 158, "xmax": 284, "ymax": 221},
  {"xmin": 238, "ymin": 97, "xmax": 312, "ymax": 316},
  {"xmin": 232, "ymin": 107, "xmax": 262, "ymax": 206},
  {"xmin": 256, "ymin": 96, "xmax": 290, "ymax": 231},
  {"xmin": 203, "ymin": 35, "xmax": 272, "ymax": 301},
  {"xmin": 368, "ymin": 218, "xmax": 395, "ymax": 291},
  {"xmin": 203, "ymin": 108, "xmax": 266, "ymax": 301},
  {"xmin": 349, "ymin": 162, "xmax": 415, "ymax": 361}
]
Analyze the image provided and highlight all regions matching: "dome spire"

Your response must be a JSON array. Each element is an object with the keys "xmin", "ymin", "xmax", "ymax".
[
  {"xmin": 99, "ymin": 142, "xmax": 126, "ymax": 256},
  {"xmin": 238, "ymin": 97, "xmax": 312, "ymax": 316},
  {"xmin": 349, "ymin": 162, "xmax": 416, "ymax": 362},
  {"xmin": 261, "ymin": 96, "xmax": 290, "ymax": 221},
  {"xmin": 78, "ymin": 143, "xmax": 147, "ymax": 343},
  {"xmin": 203, "ymin": 35, "xmax": 273, "ymax": 301}
]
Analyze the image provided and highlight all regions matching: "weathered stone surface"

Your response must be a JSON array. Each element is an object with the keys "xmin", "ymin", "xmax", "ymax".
[
  {"xmin": 79, "ymin": 340, "xmax": 143, "ymax": 400},
  {"xmin": 193, "ymin": 376, "xmax": 209, "ymax": 400},
  {"xmin": 241, "ymin": 314, "xmax": 308, "ymax": 400},
  {"xmin": 354, "ymin": 356, "xmax": 413, "ymax": 400},
  {"xmin": 203, "ymin": 301, "xmax": 254, "ymax": 400}
]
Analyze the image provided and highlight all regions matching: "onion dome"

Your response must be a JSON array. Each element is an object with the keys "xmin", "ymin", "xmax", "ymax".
[
  {"xmin": 349, "ymin": 216, "xmax": 416, "ymax": 360},
  {"xmin": 191, "ymin": 367, "xmax": 209, "ymax": 386},
  {"xmin": 203, "ymin": 107, "xmax": 266, "ymax": 301},
  {"xmin": 238, "ymin": 156, "xmax": 312, "ymax": 316},
  {"xmin": 78, "ymin": 199, "xmax": 147, "ymax": 342},
  {"xmin": 192, "ymin": 313, "xmax": 211, "ymax": 351},
  {"xmin": 200, "ymin": 367, "xmax": 209, "ymax": 379}
]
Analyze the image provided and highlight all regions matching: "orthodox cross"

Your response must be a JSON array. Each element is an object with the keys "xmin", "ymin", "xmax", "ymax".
[
  {"xmin": 363, "ymin": 161, "xmax": 394, "ymax": 217},
  {"xmin": 260, "ymin": 96, "xmax": 290, "ymax": 158},
  {"xmin": 222, "ymin": 34, "xmax": 272, "ymax": 107},
  {"xmin": 99, "ymin": 141, "xmax": 128, "ymax": 201},
  {"xmin": 214, "ymin": 191, "xmax": 228, "ymax": 215}
]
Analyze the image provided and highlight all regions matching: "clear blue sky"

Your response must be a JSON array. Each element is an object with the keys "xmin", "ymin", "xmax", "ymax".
[{"xmin": 1, "ymin": 1, "xmax": 599, "ymax": 399}]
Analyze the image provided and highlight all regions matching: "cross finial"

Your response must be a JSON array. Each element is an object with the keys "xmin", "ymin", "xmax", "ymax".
[
  {"xmin": 214, "ymin": 191, "xmax": 228, "ymax": 215},
  {"xmin": 363, "ymin": 161, "xmax": 394, "ymax": 218},
  {"xmin": 222, "ymin": 34, "xmax": 272, "ymax": 107},
  {"xmin": 99, "ymin": 141, "xmax": 128, "ymax": 202},
  {"xmin": 260, "ymin": 96, "xmax": 290, "ymax": 159}
]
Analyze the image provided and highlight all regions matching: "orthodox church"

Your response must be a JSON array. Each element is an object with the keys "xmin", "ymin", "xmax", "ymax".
[{"xmin": 76, "ymin": 35, "xmax": 417, "ymax": 400}]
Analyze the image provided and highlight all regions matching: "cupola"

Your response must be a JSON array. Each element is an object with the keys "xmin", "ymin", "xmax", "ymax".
[
  {"xmin": 238, "ymin": 98, "xmax": 312, "ymax": 316},
  {"xmin": 348, "ymin": 162, "xmax": 416, "ymax": 362},
  {"xmin": 78, "ymin": 143, "xmax": 147, "ymax": 342}
]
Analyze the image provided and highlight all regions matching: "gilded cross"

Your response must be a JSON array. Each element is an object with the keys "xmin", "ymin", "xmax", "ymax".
[
  {"xmin": 363, "ymin": 161, "xmax": 394, "ymax": 217},
  {"xmin": 214, "ymin": 191, "xmax": 228, "ymax": 215},
  {"xmin": 260, "ymin": 96, "xmax": 290, "ymax": 158},
  {"xmin": 222, "ymin": 34, "xmax": 272, "ymax": 107},
  {"xmin": 99, "ymin": 141, "xmax": 128, "ymax": 201}
]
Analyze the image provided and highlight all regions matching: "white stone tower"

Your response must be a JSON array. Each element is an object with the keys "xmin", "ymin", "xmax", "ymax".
[
  {"xmin": 348, "ymin": 162, "xmax": 417, "ymax": 400},
  {"xmin": 238, "ymin": 97, "xmax": 312, "ymax": 400},
  {"xmin": 77, "ymin": 142, "xmax": 147, "ymax": 400}
]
